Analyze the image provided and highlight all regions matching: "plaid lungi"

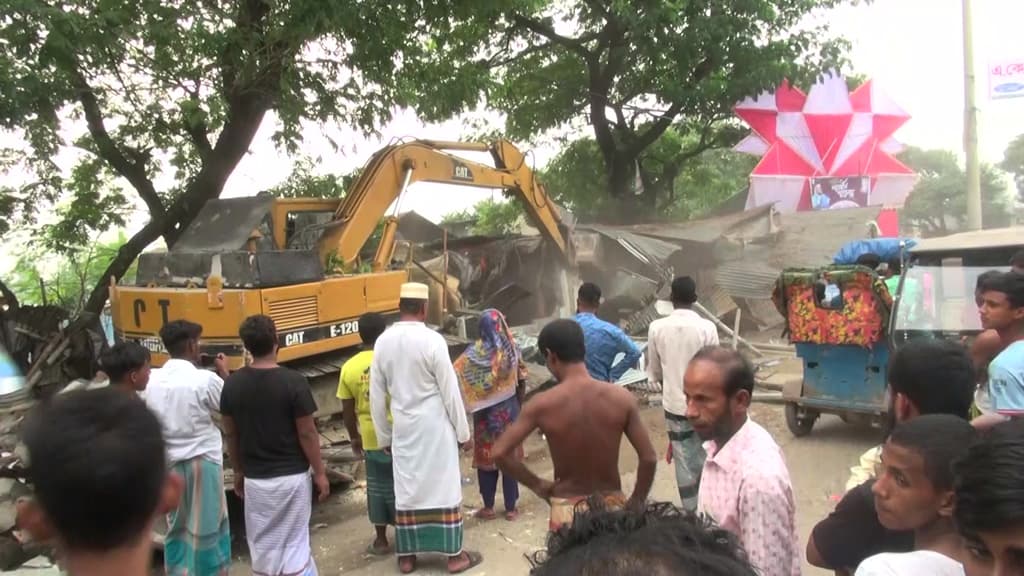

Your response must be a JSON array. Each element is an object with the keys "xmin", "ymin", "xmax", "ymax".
[
  {"xmin": 165, "ymin": 457, "xmax": 231, "ymax": 576},
  {"xmin": 666, "ymin": 411, "xmax": 706, "ymax": 511},
  {"xmin": 395, "ymin": 507, "xmax": 463, "ymax": 556},
  {"xmin": 365, "ymin": 450, "xmax": 396, "ymax": 527}
]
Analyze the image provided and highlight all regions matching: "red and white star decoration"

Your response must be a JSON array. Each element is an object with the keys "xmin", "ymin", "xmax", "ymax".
[{"xmin": 734, "ymin": 73, "xmax": 917, "ymax": 214}]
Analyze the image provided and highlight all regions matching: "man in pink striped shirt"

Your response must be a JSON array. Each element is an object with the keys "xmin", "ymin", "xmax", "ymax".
[{"xmin": 684, "ymin": 346, "xmax": 800, "ymax": 576}]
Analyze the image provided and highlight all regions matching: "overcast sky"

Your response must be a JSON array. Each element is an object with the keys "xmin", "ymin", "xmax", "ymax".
[{"xmin": 4, "ymin": 0, "xmax": 1024, "ymax": 275}]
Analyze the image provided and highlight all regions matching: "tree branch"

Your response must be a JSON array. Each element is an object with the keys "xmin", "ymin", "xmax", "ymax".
[
  {"xmin": 221, "ymin": 0, "xmax": 274, "ymax": 102},
  {"xmin": 183, "ymin": 89, "xmax": 214, "ymax": 161},
  {"xmin": 627, "ymin": 54, "xmax": 716, "ymax": 157},
  {"xmin": 486, "ymin": 40, "xmax": 557, "ymax": 68},
  {"xmin": 511, "ymin": 14, "xmax": 594, "ymax": 59},
  {"xmin": 69, "ymin": 69, "xmax": 166, "ymax": 222},
  {"xmin": 583, "ymin": 0, "xmax": 612, "ymax": 19},
  {"xmin": 612, "ymin": 104, "xmax": 628, "ymax": 130},
  {"xmin": 628, "ymin": 101, "xmax": 683, "ymax": 156}
]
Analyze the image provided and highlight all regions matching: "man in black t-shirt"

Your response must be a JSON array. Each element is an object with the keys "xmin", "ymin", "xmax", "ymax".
[
  {"xmin": 221, "ymin": 315, "xmax": 328, "ymax": 576},
  {"xmin": 811, "ymin": 480, "xmax": 915, "ymax": 574}
]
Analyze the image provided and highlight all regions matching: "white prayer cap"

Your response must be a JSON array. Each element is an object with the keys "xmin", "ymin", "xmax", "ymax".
[{"xmin": 400, "ymin": 282, "xmax": 429, "ymax": 300}]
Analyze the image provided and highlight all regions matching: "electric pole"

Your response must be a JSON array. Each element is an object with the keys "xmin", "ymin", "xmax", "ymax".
[{"xmin": 963, "ymin": 0, "xmax": 982, "ymax": 231}]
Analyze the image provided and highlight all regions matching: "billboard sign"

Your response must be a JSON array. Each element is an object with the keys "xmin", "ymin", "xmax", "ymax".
[
  {"xmin": 810, "ymin": 176, "xmax": 870, "ymax": 210},
  {"xmin": 990, "ymin": 59, "xmax": 1024, "ymax": 100}
]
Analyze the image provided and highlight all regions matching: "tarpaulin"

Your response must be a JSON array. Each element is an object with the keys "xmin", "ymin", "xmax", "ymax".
[{"xmin": 832, "ymin": 238, "xmax": 917, "ymax": 265}]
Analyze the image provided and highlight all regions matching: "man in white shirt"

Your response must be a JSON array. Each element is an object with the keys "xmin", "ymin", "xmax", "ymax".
[
  {"xmin": 646, "ymin": 276, "xmax": 718, "ymax": 510},
  {"xmin": 143, "ymin": 320, "xmax": 231, "ymax": 576},
  {"xmin": 370, "ymin": 283, "xmax": 481, "ymax": 574}
]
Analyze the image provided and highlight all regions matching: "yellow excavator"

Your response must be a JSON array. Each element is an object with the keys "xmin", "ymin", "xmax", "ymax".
[{"xmin": 108, "ymin": 139, "xmax": 573, "ymax": 415}]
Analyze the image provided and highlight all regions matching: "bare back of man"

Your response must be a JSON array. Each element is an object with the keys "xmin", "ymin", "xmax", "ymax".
[
  {"xmin": 495, "ymin": 318, "xmax": 657, "ymax": 530},
  {"xmin": 533, "ymin": 376, "xmax": 640, "ymax": 497},
  {"xmin": 493, "ymin": 371, "xmax": 656, "ymax": 531}
]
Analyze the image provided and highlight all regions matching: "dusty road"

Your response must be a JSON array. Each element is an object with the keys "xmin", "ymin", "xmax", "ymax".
[{"xmin": 226, "ymin": 396, "xmax": 879, "ymax": 576}]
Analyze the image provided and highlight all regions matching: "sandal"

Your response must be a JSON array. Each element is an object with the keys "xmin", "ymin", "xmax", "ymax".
[
  {"xmin": 366, "ymin": 541, "xmax": 391, "ymax": 556},
  {"xmin": 505, "ymin": 509, "xmax": 519, "ymax": 521},
  {"xmin": 448, "ymin": 550, "xmax": 483, "ymax": 574}
]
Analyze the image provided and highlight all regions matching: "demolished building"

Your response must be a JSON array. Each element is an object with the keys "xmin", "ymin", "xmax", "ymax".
[{"xmin": 575, "ymin": 204, "xmax": 892, "ymax": 333}]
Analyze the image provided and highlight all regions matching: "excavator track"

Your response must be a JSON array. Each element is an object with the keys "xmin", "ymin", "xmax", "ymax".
[{"xmin": 286, "ymin": 333, "xmax": 473, "ymax": 420}]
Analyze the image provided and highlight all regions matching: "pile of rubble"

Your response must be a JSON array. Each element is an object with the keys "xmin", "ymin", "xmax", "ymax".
[{"xmin": 0, "ymin": 306, "xmax": 108, "ymax": 571}]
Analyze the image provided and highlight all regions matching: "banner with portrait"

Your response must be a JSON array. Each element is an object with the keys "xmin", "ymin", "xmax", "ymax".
[{"xmin": 810, "ymin": 176, "xmax": 870, "ymax": 210}]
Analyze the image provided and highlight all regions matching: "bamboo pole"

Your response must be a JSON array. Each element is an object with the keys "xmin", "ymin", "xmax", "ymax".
[{"xmin": 693, "ymin": 302, "xmax": 764, "ymax": 357}]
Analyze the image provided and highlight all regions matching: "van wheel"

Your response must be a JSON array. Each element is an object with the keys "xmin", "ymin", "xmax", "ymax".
[{"xmin": 785, "ymin": 402, "xmax": 817, "ymax": 437}]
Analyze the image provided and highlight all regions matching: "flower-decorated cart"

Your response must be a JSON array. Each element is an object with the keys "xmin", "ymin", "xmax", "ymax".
[{"xmin": 772, "ymin": 259, "xmax": 895, "ymax": 437}]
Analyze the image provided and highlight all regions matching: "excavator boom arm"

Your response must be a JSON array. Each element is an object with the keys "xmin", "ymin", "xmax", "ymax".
[{"xmin": 318, "ymin": 139, "xmax": 570, "ymax": 266}]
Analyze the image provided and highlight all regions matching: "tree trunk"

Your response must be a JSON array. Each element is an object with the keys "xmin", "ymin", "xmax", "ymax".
[
  {"xmin": 607, "ymin": 156, "xmax": 635, "ymax": 198},
  {"xmin": 163, "ymin": 99, "xmax": 270, "ymax": 248},
  {"xmin": 80, "ymin": 218, "xmax": 167, "ymax": 316},
  {"xmin": 0, "ymin": 278, "xmax": 17, "ymax": 311}
]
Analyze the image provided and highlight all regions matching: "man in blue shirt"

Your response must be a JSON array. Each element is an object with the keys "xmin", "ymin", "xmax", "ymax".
[
  {"xmin": 976, "ymin": 271, "xmax": 1024, "ymax": 428},
  {"xmin": 574, "ymin": 283, "xmax": 641, "ymax": 382}
]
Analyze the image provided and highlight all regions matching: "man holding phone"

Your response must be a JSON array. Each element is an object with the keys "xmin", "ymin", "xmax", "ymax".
[{"xmin": 143, "ymin": 320, "xmax": 231, "ymax": 576}]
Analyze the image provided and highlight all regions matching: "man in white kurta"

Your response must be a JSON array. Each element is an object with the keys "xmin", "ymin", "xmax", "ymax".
[{"xmin": 370, "ymin": 282, "xmax": 481, "ymax": 574}]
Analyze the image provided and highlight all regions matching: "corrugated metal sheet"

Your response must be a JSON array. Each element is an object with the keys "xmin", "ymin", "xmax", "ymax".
[
  {"xmin": 578, "ymin": 225, "xmax": 681, "ymax": 268},
  {"xmin": 617, "ymin": 204, "xmax": 775, "ymax": 244},
  {"xmin": 696, "ymin": 271, "xmax": 737, "ymax": 317},
  {"xmin": 706, "ymin": 207, "xmax": 888, "ymax": 324},
  {"xmin": 715, "ymin": 260, "xmax": 780, "ymax": 300}
]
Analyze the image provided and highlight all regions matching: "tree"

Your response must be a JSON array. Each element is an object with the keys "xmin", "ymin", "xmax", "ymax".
[
  {"xmin": 0, "ymin": 0, "xmax": 515, "ymax": 317},
  {"xmin": 539, "ymin": 133, "xmax": 756, "ymax": 222},
  {"xmin": 490, "ymin": 0, "xmax": 849, "ymax": 220},
  {"xmin": 442, "ymin": 197, "xmax": 524, "ymax": 236},
  {"xmin": 7, "ymin": 232, "xmax": 138, "ymax": 316},
  {"xmin": 899, "ymin": 146, "xmax": 1011, "ymax": 236},
  {"xmin": 264, "ymin": 159, "xmax": 358, "ymax": 199},
  {"xmin": 1001, "ymin": 133, "xmax": 1024, "ymax": 203}
]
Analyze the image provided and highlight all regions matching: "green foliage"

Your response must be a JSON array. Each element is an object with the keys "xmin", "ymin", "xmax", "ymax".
[
  {"xmin": 8, "ymin": 231, "xmax": 137, "ymax": 315},
  {"xmin": 265, "ymin": 160, "xmax": 358, "ymax": 199},
  {"xmin": 539, "ymin": 134, "xmax": 756, "ymax": 222},
  {"xmin": 442, "ymin": 198, "xmax": 524, "ymax": 236},
  {"xmin": 0, "ymin": 0, "xmax": 520, "ymax": 315},
  {"xmin": 899, "ymin": 147, "xmax": 1011, "ymax": 236},
  {"xmin": 1001, "ymin": 134, "xmax": 1024, "ymax": 202},
  {"xmin": 472, "ymin": 198, "xmax": 524, "ymax": 235},
  {"xmin": 488, "ymin": 0, "xmax": 851, "ymax": 217},
  {"xmin": 322, "ymin": 250, "xmax": 371, "ymax": 275}
]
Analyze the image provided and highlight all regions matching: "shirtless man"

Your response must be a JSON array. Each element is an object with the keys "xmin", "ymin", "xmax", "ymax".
[{"xmin": 493, "ymin": 318, "xmax": 657, "ymax": 531}]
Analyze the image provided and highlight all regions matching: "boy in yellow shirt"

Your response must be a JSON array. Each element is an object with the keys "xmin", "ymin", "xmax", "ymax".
[{"xmin": 338, "ymin": 312, "xmax": 394, "ymax": 555}]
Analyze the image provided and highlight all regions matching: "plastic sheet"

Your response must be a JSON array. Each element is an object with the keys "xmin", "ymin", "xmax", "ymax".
[{"xmin": 832, "ymin": 238, "xmax": 917, "ymax": 265}]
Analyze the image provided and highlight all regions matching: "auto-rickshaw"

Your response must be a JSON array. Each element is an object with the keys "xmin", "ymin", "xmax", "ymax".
[
  {"xmin": 773, "ymin": 238, "xmax": 911, "ymax": 436},
  {"xmin": 890, "ymin": 227, "xmax": 1024, "ymax": 346}
]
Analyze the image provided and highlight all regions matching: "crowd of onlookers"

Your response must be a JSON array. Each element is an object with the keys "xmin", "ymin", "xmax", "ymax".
[{"xmin": 12, "ymin": 260, "xmax": 1024, "ymax": 576}]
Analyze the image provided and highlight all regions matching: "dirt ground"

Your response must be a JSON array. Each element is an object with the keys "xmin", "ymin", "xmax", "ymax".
[{"xmin": 226, "ymin": 396, "xmax": 879, "ymax": 576}]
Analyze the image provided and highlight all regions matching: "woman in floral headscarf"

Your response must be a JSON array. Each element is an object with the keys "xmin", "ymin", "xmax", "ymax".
[{"xmin": 454, "ymin": 308, "xmax": 527, "ymax": 521}]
